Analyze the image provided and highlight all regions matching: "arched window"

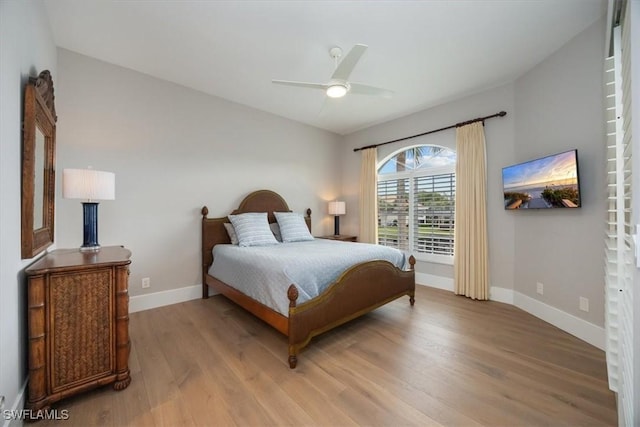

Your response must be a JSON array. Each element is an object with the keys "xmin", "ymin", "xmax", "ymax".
[{"xmin": 377, "ymin": 145, "xmax": 456, "ymax": 263}]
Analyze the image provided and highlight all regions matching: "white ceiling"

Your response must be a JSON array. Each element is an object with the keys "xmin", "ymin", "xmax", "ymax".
[{"xmin": 43, "ymin": 0, "xmax": 606, "ymax": 135}]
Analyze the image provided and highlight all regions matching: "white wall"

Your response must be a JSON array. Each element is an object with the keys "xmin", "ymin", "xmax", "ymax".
[
  {"xmin": 340, "ymin": 84, "xmax": 516, "ymax": 292},
  {"xmin": 340, "ymin": 17, "xmax": 606, "ymax": 329},
  {"xmin": 514, "ymin": 17, "xmax": 606, "ymax": 325},
  {"xmin": 55, "ymin": 49, "xmax": 342, "ymax": 297},
  {"xmin": 0, "ymin": 0, "xmax": 57, "ymax": 420}
]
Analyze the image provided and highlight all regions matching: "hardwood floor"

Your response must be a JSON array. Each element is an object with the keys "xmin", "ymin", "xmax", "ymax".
[{"xmin": 38, "ymin": 285, "xmax": 617, "ymax": 426}]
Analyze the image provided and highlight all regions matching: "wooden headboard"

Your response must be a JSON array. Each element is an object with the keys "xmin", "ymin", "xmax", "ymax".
[{"xmin": 201, "ymin": 189, "xmax": 312, "ymax": 281}]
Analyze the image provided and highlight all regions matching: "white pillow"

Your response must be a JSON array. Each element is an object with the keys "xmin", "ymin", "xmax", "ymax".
[
  {"xmin": 223, "ymin": 222, "xmax": 238, "ymax": 245},
  {"xmin": 274, "ymin": 212, "xmax": 314, "ymax": 243},
  {"xmin": 228, "ymin": 213, "xmax": 279, "ymax": 247}
]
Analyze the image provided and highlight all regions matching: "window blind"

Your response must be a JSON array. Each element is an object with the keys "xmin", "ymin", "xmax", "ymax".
[
  {"xmin": 604, "ymin": 18, "xmax": 634, "ymax": 426},
  {"xmin": 617, "ymin": 11, "xmax": 635, "ymax": 424},
  {"xmin": 377, "ymin": 178, "xmax": 410, "ymax": 251},
  {"xmin": 604, "ymin": 46, "xmax": 621, "ymax": 395},
  {"xmin": 413, "ymin": 173, "xmax": 455, "ymax": 255}
]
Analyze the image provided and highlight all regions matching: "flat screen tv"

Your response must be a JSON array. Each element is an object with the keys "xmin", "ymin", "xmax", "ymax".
[{"xmin": 502, "ymin": 149, "xmax": 581, "ymax": 209}]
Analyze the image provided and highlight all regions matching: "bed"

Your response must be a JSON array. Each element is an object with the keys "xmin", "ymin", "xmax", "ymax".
[{"xmin": 201, "ymin": 189, "xmax": 416, "ymax": 368}]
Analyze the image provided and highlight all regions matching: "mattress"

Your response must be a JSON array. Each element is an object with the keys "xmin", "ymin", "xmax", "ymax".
[{"xmin": 208, "ymin": 239, "xmax": 406, "ymax": 316}]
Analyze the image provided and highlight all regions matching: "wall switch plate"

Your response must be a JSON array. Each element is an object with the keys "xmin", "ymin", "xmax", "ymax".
[
  {"xmin": 536, "ymin": 282, "xmax": 544, "ymax": 295},
  {"xmin": 142, "ymin": 277, "xmax": 150, "ymax": 288},
  {"xmin": 579, "ymin": 297, "xmax": 589, "ymax": 312}
]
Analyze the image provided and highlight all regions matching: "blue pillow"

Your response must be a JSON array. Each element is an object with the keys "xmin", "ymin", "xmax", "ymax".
[
  {"xmin": 274, "ymin": 212, "xmax": 314, "ymax": 243},
  {"xmin": 228, "ymin": 213, "xmax": 279, "ymax": 247}
]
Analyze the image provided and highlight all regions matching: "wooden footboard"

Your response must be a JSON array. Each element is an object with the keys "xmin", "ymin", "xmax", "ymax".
[{"xmin": 286, "ymin": 257, "xmax": 415, "ymax": 368}]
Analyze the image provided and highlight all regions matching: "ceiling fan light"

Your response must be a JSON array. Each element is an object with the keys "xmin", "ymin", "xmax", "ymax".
[{"xmin": 326, "ymin": 84, "xmax": 347, "ymax": 98}]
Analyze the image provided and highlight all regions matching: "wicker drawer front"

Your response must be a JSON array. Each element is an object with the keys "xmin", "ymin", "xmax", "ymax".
[{"xmin": 49, "ymin": 269, "xmax": 114, "ymax": 392}]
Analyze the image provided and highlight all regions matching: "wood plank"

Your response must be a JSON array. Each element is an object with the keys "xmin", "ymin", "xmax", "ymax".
[
  {"xmin": 131, "ymin": 309, "xmax": 196, "ymax": 427},
  {"xmin": 181, "ymin": 299, "xmax": 316, "ymax": 426}
]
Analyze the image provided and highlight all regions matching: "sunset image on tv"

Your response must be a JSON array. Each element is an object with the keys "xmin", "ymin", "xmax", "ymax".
[{"xmin": 502, "ymin": 150, "xmax": 580, "ymax": 209}]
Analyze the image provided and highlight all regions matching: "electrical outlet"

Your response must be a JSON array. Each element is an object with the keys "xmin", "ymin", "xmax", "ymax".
[
  {"xmin": 579, "ymin": 297, "xmax": 589, "ymax": 312},
  {"xmin": 142, "ymin": 277, "xmax": 150, "ymax": 289},
  {"xmin": 536, "ymin": 282, "xmax": 544, "ymax": 295}
]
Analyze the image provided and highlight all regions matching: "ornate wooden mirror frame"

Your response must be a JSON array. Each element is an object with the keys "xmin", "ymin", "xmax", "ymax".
[{"xmin": 21, "ymin": 70, "xmax": 57, "ymax": 259}]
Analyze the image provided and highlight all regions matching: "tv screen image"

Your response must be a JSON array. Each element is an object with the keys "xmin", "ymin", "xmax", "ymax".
[{"xmin": 502, "ymin": 149, "xmax": 581, "ymax": 209}]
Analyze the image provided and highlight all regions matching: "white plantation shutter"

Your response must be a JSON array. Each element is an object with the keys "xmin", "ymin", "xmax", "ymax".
[
  {"xmin": 604, "ymin": 19, "xmax": 634, "ymax": 426},
  {"xmin": 604, "ymin": 42, "xmax": 622, "ymax": 394},
  {"xmin": 377, "ymin": 178, "xmax": 410, "ymax": 251},
  {"xmin": 413, "ymin": 173, "xmax": 455, "ymax": 256},
  {"xmin": 377, "ymin": 146, "xmax": 457, "ymax": 261},
  {"xmin": 617, "ymin": 11, "xmax": 635, "ymax": 424}
]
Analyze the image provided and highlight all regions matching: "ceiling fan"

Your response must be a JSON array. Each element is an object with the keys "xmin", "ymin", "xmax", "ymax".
[{"xmin": 272, "ymin": 44, "xmax": 393, "ymax": 99}]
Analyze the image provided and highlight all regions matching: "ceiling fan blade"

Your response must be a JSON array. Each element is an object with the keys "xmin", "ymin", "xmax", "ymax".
[
  {"xmin": 331, "ymin": 44, "xmax": 367, "ymax": 81},
  {"xmin": 349, "ymin": 83, "xmax": 394, "ymax": 98},
  {"xmin": 318, "ymin": 95, "xmax": 331, "ymax": 117},
  {"xmin": 272, "ymin": 80, "xmax": 327, "ymax": 90}
]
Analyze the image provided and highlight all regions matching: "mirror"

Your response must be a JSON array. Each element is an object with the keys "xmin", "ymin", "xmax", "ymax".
[
  {"xmin": 33, "ymin": 126, "xmax": 45, "ymax": 229},
  {"xmin": 21, "ymin": 70, "xmax": 57, "ymax": 259}
]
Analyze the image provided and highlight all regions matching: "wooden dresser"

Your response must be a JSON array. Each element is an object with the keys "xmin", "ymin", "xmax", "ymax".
[{"xmin": 25, "ymin": 246, "xmax": 132, "ymax": 411}]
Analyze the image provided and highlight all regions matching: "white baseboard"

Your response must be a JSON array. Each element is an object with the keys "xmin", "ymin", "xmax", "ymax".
[
  {"xmin": 489, "ymin": 286, "xmax": 514, "ymax": 304},
  {"xmin": 415, "ymin": 272, "xmax": 454, "ymax": 291},
  {"xmin": 415, "ymin": 277, "xmax": 514, "ymax": 305},
  {"xmin": 129, "ymin": 284, "xmax": 211, "ymax": 313},
  {"xmin": 513, "ymin": 291, "xmax": 605, "ymax": 350},
  {"xmin": 132, "ymin": 278, "xmax": 604, "ymax": 351}
]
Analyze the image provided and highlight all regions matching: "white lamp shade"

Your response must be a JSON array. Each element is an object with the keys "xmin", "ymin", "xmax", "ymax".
[
  {"xmin": 63, "ymin": 169, "xmax": 115, "ymax": 201},
  {"xmin": 328, "ymin": 201, "xmax": 346, "ymax": 216}
]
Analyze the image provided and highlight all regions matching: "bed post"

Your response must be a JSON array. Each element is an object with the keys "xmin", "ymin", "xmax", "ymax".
[
  {"xmin": 408, "ymin": 255, "xmax": 416, "ymax": 270},
  {"xmin": 201, "ymin": 206, "xmax": 210, "ymax": 299},
  {"xmin": 409, "ymin": 255, "xmax": 416, "ymax": 306},
  {"xmin": 287, "ymin": 284, "xmax": 299, "ymax": 369},
  {"xmin": 304, "ymin": 208, "xmax": 312, "ymax": 232}
]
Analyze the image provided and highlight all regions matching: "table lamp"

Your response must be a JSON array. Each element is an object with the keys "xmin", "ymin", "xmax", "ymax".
[
  {"xmin": 328, "ymin": 200, "xmax": 346, "ymax": 236},
  {"xmin": 63, "ymin": 168, "xmax": 115, "ymax": 252}
]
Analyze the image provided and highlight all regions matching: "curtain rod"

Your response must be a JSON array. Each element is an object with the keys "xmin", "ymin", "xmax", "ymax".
[{"xmin": 353, "ymin": 110, "xmax": 507, "ymax": 152}]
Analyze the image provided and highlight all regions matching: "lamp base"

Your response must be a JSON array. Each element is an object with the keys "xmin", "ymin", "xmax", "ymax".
[
  {"xmin": 334, "ymin": 216, "xmax": 340, "ymax": 236},
  {"xmin": 81, "ymin": 202, "xmax": 101, "ymax": 251}
]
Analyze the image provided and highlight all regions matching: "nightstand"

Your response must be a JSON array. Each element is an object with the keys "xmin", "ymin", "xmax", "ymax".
[
  {"xmin": 317, "ymin": 234, "xmax": 358, "ymax": 242},
  {"xmin": 25, "ymin": 246, "xmax": 132, "ymax": 411}
]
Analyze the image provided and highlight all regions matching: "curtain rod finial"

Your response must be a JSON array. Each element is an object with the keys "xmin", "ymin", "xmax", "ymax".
[{"xmin": 499, "ymin": 111, "xmax": 507, "ymax": 117}]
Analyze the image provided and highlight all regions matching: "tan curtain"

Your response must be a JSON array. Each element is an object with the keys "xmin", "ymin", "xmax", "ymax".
[
  {"xmin": 454, "ymin": 122, "xmax": 488, "ymax": 300},
  {"xmin": 359, "ymin": 147, "xmax": 378, "ymax": 244}
]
